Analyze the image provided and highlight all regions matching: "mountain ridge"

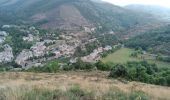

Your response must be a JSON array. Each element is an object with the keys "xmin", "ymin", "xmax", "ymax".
[{"xmin": 0, "ymin": 0, "xmax": 162, "ymax": 33}]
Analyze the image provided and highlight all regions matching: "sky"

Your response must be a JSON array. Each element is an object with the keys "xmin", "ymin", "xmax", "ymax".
[{"xmin": 102, "ymin": 0, "xmax": 170, "ymax": 8}]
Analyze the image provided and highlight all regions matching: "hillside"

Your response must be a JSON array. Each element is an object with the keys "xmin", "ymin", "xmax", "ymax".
[
  {"xmin": 0, "ymin": 72, "xmax": 170, "ymax": 100},
  {"xmin": 125, "ymin": 4, "xmax": 170, "ymax": 21},
  {"xmin": 0, "ymin": 0, "xmax": 162, "ymax": 33},
  {"xmin": 126, "ymin": 25, "xmax": 170, "ymax": 55}
]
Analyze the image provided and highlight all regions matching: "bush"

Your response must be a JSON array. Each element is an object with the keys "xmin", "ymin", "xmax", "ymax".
[
  {"xmin": 96, "ymin": 61, "xmax": 113, "ymax": 71},
  {"xmin": 109, "ymin": 64, "xmax": 128, "ymax": 78},
  {"xmin": 166, "ymin": 75, "xmax": 170, "ymax": 86},
  {"xmin": 27, "ymin": 60, "xmax": 60, "ymax": 73},
  {"xmin": 72, "ymin": 58, "xmax": 96, "ymax": 70},
  {"xmin": 44, "ymin": 61, "xmax": 60, "ymax": 73},
  {"xmin": 68, "ymin": 84, "xmax": 85, "ymax": 97},
  {"xmin": 154, "ymin": 76, "xmax": 166, "ymax": 86}
]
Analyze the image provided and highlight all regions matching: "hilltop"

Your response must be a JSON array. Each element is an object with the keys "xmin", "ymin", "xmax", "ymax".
[{"xmin": 0, "ymin": 0, "xmax": 163, "ymax": 33}]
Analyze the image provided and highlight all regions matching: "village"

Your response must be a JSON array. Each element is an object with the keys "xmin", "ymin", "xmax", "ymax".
[{"xmin": 0, "ymin": 25, "xmax": 117, "ymax": 69}]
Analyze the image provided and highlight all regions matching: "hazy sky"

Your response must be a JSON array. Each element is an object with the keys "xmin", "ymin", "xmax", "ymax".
[{"xmin": 102, "ymin": 0, "xmax": 170, "ymax": 8}]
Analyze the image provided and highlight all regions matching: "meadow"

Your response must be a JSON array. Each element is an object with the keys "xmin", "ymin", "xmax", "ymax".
[{"xmin": 102, "ymin": 48, "xmax": 170, "ymax": 68}]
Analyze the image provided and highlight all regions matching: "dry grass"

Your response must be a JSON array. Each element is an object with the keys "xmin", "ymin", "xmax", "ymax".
[{"xmin": 0, "ymin": 71, "xmax": 170, "ymax": 100}]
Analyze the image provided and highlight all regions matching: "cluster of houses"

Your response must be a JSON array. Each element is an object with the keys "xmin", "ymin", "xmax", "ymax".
[
  {"xmin": 81, "ymin": 46, "xmax": 112, "ymax": 62},
  {"xmin": 0, "ymin": 30, "xmax": 13, "ymax": 63},
  {"xmin": 31, "ymin": 42, "xmax": 46, "ymax": 57},
  {"xmin": 23, "ymin": 34, "xmax": 34, "ymax": 42},
  {"xmin": 15, "ymin": 41, "xmax": 49, "ymax": 67},
  {"xmin": 15, "ymin": 40, "xmax": 77, "ymax": 68},
  {"xmin": 15, "ymin": 49, "xmax": 33, "ymax": 67},
  {"xmin": 0, "ymin": 44, "xmax": 14, "ymax": 63},
  {"xmin": 0, "ymin": 31, "xmax": 8, "ymax": 44},
  {"xmin": 83, "ymin": 26, "xmax": 96, "ymax": 33},
  {"xmin": 0, "ymin": 25, "xmax": 118, "ymax": 69}
]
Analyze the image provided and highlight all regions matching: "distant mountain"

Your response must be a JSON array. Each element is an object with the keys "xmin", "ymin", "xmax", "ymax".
[
  {"xmin": 125, "ymin": 4, "xmax": 170, "ymax": 21},
  {"xmin": 0, "ymin": 0, "xmax": 163, "ymax": 33}
]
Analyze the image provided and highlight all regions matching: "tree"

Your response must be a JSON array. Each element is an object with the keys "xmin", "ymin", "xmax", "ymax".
[
  {"xmin": 136, "ymin": 64, "xmax": 152, "ymax": 83},
  {"xmin": 109, "ymin": 64, "xmax": 127, "ymax": 78},
  {"xmin": 166, "ymin": 75, "xmax": 170, "ymax": 86},
  {"xmin": 44, "ymin": 61, "xmax": 60, "ymax": 73},
  {"xmin": 95, "ymin": 61, "xmax": 111, "ymax": 71},
  {"xmin": 74, "ymin": 58, "xmax": 86, "ymax": 70},
  {"xmin": 127, "ymin": 67, "xmax": 137, "ymax": 80}
]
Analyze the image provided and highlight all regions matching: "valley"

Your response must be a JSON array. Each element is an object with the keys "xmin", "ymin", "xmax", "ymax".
[{"xmin": 0, "ymin": 0, "xmax": 170, "ymax": 100}]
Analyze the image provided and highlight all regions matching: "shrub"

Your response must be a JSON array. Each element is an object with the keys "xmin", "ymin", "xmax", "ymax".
[
  {"xmin": 44, "ymin": 61, "xmax": 60, "ymax": 73},
  {"xmin": 129, "ymin": 91, "xmax": 149, "ymax": 100},
  {"xmin": 68, "ymin": 84, "xmax": 85, "ymax": 97},
  {"xmin": 72, "ymin": 58, "xmax": 95, "ymax": 70},
  {"xmin": 96, "ymin": 61, "xmax": 113, "ymax": 71},
  {"xmin": 109, "ymin": 64, "xmax": 128, "ymax": 78},
  {"xmin": 166, "ymin": 75, "xmax": 170, "ymax": 86},
  {"xmin": 27, "ymin": 60, "xmax": 60, "ymax": 73}
]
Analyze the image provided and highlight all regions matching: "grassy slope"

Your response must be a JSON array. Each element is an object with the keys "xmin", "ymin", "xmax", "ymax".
[
  {"xmin": 102, "ymin": 48, "xmax": 138, "ymax": 63},
  {"xmin": 102, "ymin": 48, "xmax": 170, "ymax": 68},
  {"xmin": 0, "ymin": 72, "xmax": 170, "ymax": 100}
]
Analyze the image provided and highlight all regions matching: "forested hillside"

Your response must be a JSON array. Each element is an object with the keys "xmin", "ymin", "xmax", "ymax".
[{"xmin": 126, "ymin": 24, "xmax": 170, "ymax": 55}]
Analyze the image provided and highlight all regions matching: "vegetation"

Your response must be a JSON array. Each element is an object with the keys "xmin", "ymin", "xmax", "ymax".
[
  {"xmin": 74, "ymin": 41, "xmax": 99, "ymax": 57},
  {"xmin": 101, "ymin": 44, "xmax": 121, "ymax": 58},
  {"xmin": 0, "ymin": 84, "xmax": 150, "ymax": 100},
  {"xmin": 0, "ymin": 1, "xmax": 170, "ymax": 98},
  {"xmin": 74, "ymin": 34, "xmax": 119, "ymax": 57},
  {"xmin": 27, "ymin": 60, "xmax": 60, "ymax": 73},
  {"xmin": 25, "ymin": 56, "xmax": 170, "ymax": 86},
  {"xmin": 102, "ymin": 48, "xmax": 170, "ymax": 68},
  {"xmin": 0, "ymin": 0, "xmax": 158, "ymax": 33},
  {"xmin": 102, "ymin": 48, "xmax": 139, "ymax": 63},
  {"xmin": 2, "ymin": 27, "xmax": 33, "ymax": 55},
  {"xmin": 75, "ymin": 0, "xmax": 156, "ymax": 32},
  {"xmin": 126, "ymin": 25, "xmax": 170, "ymax": 55},
  {"xmin": 109, "ymin": 61, "xmax": 170, "ymax": 86}
]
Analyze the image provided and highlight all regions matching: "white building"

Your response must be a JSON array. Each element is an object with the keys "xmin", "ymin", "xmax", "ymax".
[
  {"xmin": 104, "ymin": 46, "xmax": 112, "ymax": 51},
  {"xmin": 23, "ymin": 34, "xmax": 34, "ymax": 42},
  {"xmin": 0, "ymin": 31, "xmax": 8, "ymax": 37},
  {"xmin": 31, "ymin": 42, "xmax": 46, "ymax": 57},
  {"xmin": 15, "ymin": 49, "xmax": 33, "ymax": 66},
  {"xmin": 0, "ymin": 44, "xmax": 14, "ymax": 63}
]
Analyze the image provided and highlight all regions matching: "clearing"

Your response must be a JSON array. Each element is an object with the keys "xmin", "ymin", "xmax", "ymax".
[{"xmin": 102, "ymin": 48, "xmax": 170, "ymax": 68}]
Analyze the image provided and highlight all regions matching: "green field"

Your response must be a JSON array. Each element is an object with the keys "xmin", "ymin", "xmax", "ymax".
[{"xmin": 102, "ymin": 48, "xmax": 170, "ymax": 68}]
